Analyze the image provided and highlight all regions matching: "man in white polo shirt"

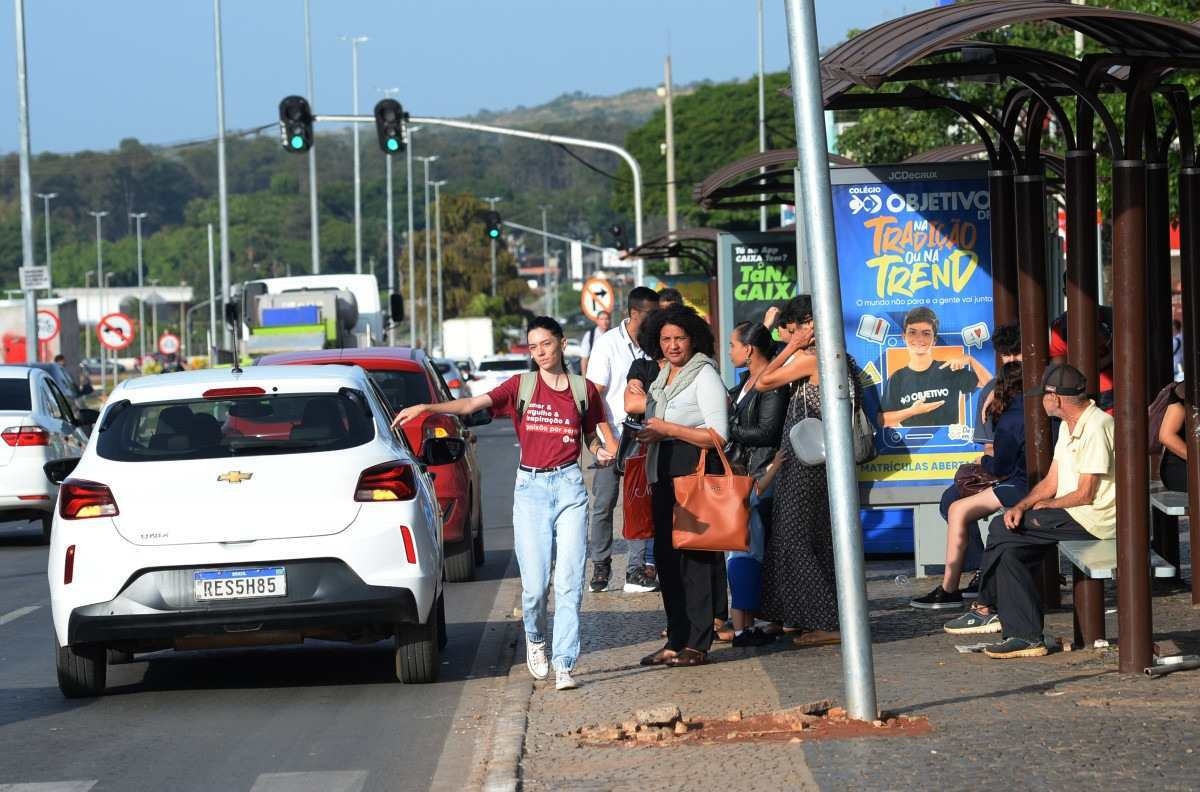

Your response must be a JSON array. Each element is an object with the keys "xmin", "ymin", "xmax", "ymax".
[
  {"xmin": 584, "ymin": 286, "xmax": 661, "ymax": 593},
  {"xmin": 944, "ymin": 363, "xmax": 1115, "ymax": 659}
]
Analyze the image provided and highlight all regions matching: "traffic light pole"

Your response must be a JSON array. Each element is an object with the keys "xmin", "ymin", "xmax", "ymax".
[
  {"xmin": 316, "ymin": 113, "xmax": 646, "ymax": 284},
  {"xmin": 501, "ymin": 220, "xmax": 607, "ymax": 252},
  {"xmin": 13, "ymin": 0, "xmax": 38, "ymax": 364}
]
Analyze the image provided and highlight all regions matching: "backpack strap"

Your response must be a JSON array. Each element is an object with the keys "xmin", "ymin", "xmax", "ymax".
[
  {"xmin": 567, "ymin": 373, "xmax": 599, "ymax": 449},
  {"xmin": 515, "ymin": 372, "xmax": 538, "ymax": 419}
]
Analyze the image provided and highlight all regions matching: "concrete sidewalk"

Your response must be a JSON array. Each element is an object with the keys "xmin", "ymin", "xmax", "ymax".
[{"xmin": 509, "ymin": 532, "xmax": 1199, "ymax": 790}]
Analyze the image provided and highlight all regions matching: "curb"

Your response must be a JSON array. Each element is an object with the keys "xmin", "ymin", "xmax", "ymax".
[{"xmin": 481, "ymin": 578, "xmax": 533, "ymax": 792}]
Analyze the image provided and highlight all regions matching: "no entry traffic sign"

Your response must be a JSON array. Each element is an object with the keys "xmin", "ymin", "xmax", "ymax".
[
  {"xmin": 580, "ymin": 276, "xmax": 613, "ymax": 322},
  {"xmin": 97, "ymin": 312, "xmax": 135, "ymax": 351},
  {"xmin": 36, "ymin": 310, "xmax": 60, "ymax": 342},
  {"xmin": 158, "ymin": 332, "xmax": 181, "ymax": 356}
]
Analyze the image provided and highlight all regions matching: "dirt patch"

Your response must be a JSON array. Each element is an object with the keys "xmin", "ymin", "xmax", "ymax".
[{"xmin": 567, "ymin": 699, "xmax": 932, "ymax": 747}]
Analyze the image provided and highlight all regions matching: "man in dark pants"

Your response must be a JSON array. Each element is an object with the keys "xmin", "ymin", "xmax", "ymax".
[{"xmin": 944, "ymin": 364, "xmax": 1116, "ymax": 658}]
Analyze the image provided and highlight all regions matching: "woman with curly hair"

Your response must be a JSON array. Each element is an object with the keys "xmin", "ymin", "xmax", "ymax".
[{"xmin": 630, "ymin": 305, "xmax": 729, "ymax": 667}]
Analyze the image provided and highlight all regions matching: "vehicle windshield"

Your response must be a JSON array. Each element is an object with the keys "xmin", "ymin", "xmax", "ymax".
[
  {"xmin": 96, "ymin": 391, "xmax": 375, "ymax": 462},
  {"xmin": 479, "ymin": 359, "xmax": 529, "ymax": 373},
  {"xmin": 367, "ymin": 370, "xmax": 433, "ymax": 411},
  {"xmin": 0, "ymin": 379, "xmax": 31, "ymax": 410}
]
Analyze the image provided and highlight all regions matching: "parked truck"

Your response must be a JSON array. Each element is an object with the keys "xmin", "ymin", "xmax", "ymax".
[
  {"xmin": 440, "ymin": 317, "xmax": 494, "ymax": 365},
  {"xmin": 234, "ymin": 274, "xmax": 384, "ymax": 357}
]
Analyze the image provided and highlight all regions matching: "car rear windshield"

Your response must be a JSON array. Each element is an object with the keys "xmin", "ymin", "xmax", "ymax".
[
  {"xmin": 479, "ymin": 359, "xmax": 529, "ymax": 372},
  {"xmin": 0, "ymin": 379, "xmax": 32, "ymax": 410},
  {"xmin": 367, "ymin": 370, "xmax": 433, "ymax": 411},
  {"xmin": 96, "ymin": 391, "xmax": 376, "ymax": 462}
]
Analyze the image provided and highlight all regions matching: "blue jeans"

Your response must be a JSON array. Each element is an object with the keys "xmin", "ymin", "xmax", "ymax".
[{"xmin": 512, "ymin": 465, "xmax": 589, "ymax": 671}]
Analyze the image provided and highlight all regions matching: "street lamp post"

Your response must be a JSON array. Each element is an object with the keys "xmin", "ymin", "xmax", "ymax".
[
  {"xmin": 541, "ymin": 206, "xmax": 551, "ymax": 316},
  {"xmin": 341, "ymin": 34, "xmax": 368, "ymax": 274},
  {"xmin": 36, "ymin": 191, "xmax": 57, "ymax": 294},
  {"xmin": 485, "ymin": 196, "xmax": 502, "ymax": 297},
  {"xmin": 131, "ymin": 211, "xmax": 148, "ymax": 358},
  {"xmin": 13, "ymin": 0, "xmax": 38, "ymax": 363},
  {"xmin": 406, "ymin": 126, "xmax": 421, "ymax": 347},
  {"xmin": 661, "ymin": 56, "xmax": 679, "ymax": 274},
  {"xmin": 432, "ymin": 180, "xmax": 447, "ymax": 354},
  {"xmin": 89, "ymin": 210, "xmax": 108, "ymax": 389},
  {"xmin": 416, "ymin": 155, "xmax": 438, "ymax": 348},
  {"xmin": 303, "ymin": 0, "xmax": 320, "ymax": 274},
  {"xmin": 213, "ymin": 0, "xmax": 231, "ymax": 350},
  {"xmin": 84, "ymin": 271, "xmax": 93, "ymax": 363}
]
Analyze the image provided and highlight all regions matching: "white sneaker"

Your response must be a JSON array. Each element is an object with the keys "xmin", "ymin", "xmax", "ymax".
[
  {"xmin": 525, "ymin": 639, "xmax": 548, "ymax": 680},
  {"xmin": 555, "ymin": 669, "xmax": 578, "ymax": 690}
]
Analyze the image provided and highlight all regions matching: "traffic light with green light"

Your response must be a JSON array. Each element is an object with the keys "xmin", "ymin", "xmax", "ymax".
[
  {"xmin": 374, "ymin": 99, "xmax": 406, "ymax": 154},
  {"xmin": 483, "ymin": 211, "xmax": 503, "ymax": 241},
  {"xmin": 279, "ymin": 96, "xmax": 314, "ymax": 153}
]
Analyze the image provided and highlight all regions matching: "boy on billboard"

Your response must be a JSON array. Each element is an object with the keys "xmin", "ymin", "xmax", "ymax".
[{"xmin": 879, "ymin": 306, "xmax": 992, "ymax": 428}]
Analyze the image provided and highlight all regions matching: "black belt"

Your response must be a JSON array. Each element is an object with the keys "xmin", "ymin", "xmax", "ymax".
[{"xmin": 518, "ymin": 461, "xmax": 579, "ymax": 474}]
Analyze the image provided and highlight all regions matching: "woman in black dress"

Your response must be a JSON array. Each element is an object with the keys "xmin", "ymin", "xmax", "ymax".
[{"xmin": 754, "ymin": 295, "xmax": 862, "ymax": 647}]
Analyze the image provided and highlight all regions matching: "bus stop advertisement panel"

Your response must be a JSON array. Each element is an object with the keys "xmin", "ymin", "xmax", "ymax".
[
  {"xmin": 716, "ymin": 232, "xmax": 800, "ymax": 384},
  {"xmin": 831, "ymin": 162, "xmax": 995, "ymax": 563}
]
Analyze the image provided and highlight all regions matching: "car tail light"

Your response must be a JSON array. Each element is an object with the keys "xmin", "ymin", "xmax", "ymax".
[
  {"xmin": 64, "ymin": 545, "xmax": 76, "ymax": 584},
  {"xmin": 2, "ymin": 426, "xmax": 50, "ymax": 446},
  {"xmin": 355, "ymin": 461, "xmax": 417, "ymax": 501},
  {"xmin": 59, "ymin": 480, "xmax": 120, "ymax": 520},
  {"xmin": 399, "ymin": 525, "xmax": 417, "ymax": 564},
  {"xmin": 424, "ymin": 413, "xmax": 458, "ymax": 441},
  {"xmin": 203, "ymin": 386, "xmax": 266, "ymax": 399}
]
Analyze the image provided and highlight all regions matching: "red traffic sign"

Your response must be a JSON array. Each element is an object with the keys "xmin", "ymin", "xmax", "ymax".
[
  {"xmin": 97, "ymin": 312, "xmax": 135, "ymax": 351},
  {"xmin": 36, "ymin": 310, "xmax": 60, "ymax": 342},
  {"xmin": 158, "ymin": 332, "xmax": 181, "ymax": 356}
]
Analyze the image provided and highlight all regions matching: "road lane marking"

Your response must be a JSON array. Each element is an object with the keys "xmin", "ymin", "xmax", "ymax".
[
  {"xmin": 0, "ymin": 605, "xmax": 40, "ymax": 626},
  {"xmin": 0, "ymin": 782, "xmax": 97, "ymax": 791},
  {"xmin": 249, "ymin": 772, "xmax": 367, "ymax": 792}
]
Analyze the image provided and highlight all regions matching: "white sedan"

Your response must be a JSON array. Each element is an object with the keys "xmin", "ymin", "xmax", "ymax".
[
  {"xmin": 0, "ymin": 366, "xmax": 93, "ymax": 542},
  {"xmin": 467, "ymin": 354, "xmax": 530, "ymax": 397},
  {"xmin": 45, "ymin": 365, "xmax": 461, "ymax": 697}
]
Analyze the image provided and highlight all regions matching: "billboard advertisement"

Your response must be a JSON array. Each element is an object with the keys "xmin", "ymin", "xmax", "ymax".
[
  {"xmin": 831, "ymin": 163, "xmax": 994, "ymax": 489},
  {"xmin": 715, "ymin": 232, "xmax": 801, "ymax": 383}
]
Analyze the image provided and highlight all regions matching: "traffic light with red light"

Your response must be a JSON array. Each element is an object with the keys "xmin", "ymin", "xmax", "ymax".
[
  {"xmin": 373, "ymin": 99, "xmax": 406, "ymax": 154},
  {"xmin": 279, "ymin": 96, "xmax": 314, "ymax": 153}
]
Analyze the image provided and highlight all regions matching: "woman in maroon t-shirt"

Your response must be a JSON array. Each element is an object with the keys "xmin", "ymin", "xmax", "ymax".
[{"xmin": 395, "ymin": 317, "xmax": 614, "ymax": 691}]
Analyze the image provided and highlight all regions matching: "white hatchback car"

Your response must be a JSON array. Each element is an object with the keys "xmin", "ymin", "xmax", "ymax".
[
  {"xmin": 46, "ymin": 365, "xmax": 461, "ymax": 697},
  {"xmin": 467, "ymin": 354, "xmax": 529, "ymax": 397},
  {"xmin": 0, "ymin": 366, "xmax": 93, "ymax": 541}
]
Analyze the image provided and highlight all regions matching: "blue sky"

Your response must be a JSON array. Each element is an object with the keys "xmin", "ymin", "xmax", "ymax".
[{"xmin": 0, "ymin": 1, "xmax": 925, "ymax": 154}]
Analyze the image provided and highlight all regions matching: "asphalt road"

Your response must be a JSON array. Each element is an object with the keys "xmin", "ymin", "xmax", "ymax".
[{"xmin": 0, "ymin": 419, "xmax": 520, "ymax": 792}]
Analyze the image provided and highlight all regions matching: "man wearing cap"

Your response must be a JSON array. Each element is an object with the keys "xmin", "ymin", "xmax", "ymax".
[{"xmin": 944, "ymin": 363, "xmax": 1116, "ymax": 659}]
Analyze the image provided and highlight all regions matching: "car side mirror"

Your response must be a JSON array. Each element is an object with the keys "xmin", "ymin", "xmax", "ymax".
[
  {"xmin": 389, "ymin": 293, "xmax": 405, "ymax": 324},
  {"xmin": 465, "ymin": 409, "xmax": 492, "ymax": 428},
  {"xmin": 421, "ymin": 436, "xmax": 466, "ymax": 466},
  {"xmin": 44, "ymin": 458, "xmax": 80, "ymax": 486},
  {"xmin": 75, "ymin": 408, "xmax": 100, "ymax": 427}
]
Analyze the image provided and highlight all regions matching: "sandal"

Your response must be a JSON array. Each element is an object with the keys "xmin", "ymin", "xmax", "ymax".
[
  {"xmin": 714, "ymin": 621, "xmax": 735, "ymax": 643},
  {"xmin": 665, "ymin": 648, "xmax": 708, "ymax": 667},
  {"xmin": 640, "ymin": 647, "xmax": 678, "ymax": 666},
  {"xmin": 792, "ymin": 630, "xmax": 841, "ymax": 648}
]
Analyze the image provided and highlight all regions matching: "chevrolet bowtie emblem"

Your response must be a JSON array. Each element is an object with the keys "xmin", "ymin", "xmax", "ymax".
[{"xmin": 217, "ymin": 471, "xmax": 253, "ymax": 484}]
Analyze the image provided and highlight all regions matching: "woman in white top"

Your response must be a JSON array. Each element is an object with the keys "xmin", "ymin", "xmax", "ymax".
[{"xmin": 629, "ymin": 305, "xmax": 729, "ymax": 667}]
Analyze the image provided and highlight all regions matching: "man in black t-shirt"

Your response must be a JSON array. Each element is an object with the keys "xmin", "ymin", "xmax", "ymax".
[{"xmin": 879, "ymin": 307, "xmax": 992, "ymax": 428}]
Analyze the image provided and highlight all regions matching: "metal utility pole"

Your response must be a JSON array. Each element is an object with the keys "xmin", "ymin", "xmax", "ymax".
[
  {"xmin": 131, "ymin": 212, "xmax": 148, "ymax": 358},
  {"xmin": 303, "ymin": 0, "xmax": 320, "ymax": 274},
  {"xmin": 36, "ymin": 191, "xmax": 56, "ymax": 293},
  {"xmin": 13, "ymin": 0, "xmax": 37, "ymax": 363},
  {"xmin": 380, "ymin": 87, "xmax": 401, "ymax": 345},
  {"xmin": 213, "ymin": 0, "xmax": 231, "ymax": 350},
  {"xmin": 784, "ymin": 0, "xmax": 877, "ymax": 722},
  {"xmin": 89, "ymin": 211, "xmax": 109, "ymax": 389},
  {"xmin": 485, "ymin": 196, "xmax": 502, "ymax": 297},
  {"xmin": 406, "ymin": 126, "xmax": 420, "ymax": 347},
  {"xmin": 84, "ymin": 271, "xmax": 93, "ymax": 363},
  {"xmin": 758, "ymin": 0, "xmax": 769, "ymax": 232},
  {"xmin": 433, "ymin": 180, "xmax": 446, "ymax": 354},
  {"xmin": 341, "ymin": 34, "xmax": 368, "ymax": 274},
  {"xmin": 663, "ymin": 55, "xmax": 679, "ymax": 274},
  {"xmin": 416, "ymin": 155, "xmax": 437, "ymax": 348},
  {"xmin": 541, "ymin": 206, "xmax": 551, "ymax": 316},
  {"xmin": 207, "ymin": 224, "xmax": 217, "ymax": 358}
]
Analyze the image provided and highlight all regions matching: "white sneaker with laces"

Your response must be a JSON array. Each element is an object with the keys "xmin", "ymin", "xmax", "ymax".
[
  {"xmin": 555, "ymin": 669, "xmax": 578, "ymax": 690},
  {"xmin": 525, "ymin": 639, "xmax": 549, "ymax": 680}
]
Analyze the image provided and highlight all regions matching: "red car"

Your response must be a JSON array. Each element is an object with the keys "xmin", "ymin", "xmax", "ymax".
[{"xmin": 256, "ymin": 348, "xmax": 488, "ymax": 581}]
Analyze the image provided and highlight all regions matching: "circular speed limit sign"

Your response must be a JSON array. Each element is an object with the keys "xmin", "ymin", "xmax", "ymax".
[
  {"xmin": 36, "ymin": 310, "xmax": 60, "ymax": 342},
  {"xmin": 158, "ymin": 332, "xmax": 181, "ymax": 356},
  {"xmin": 97, "ymin": 312, "xmax": 135, "ymax": 351}
]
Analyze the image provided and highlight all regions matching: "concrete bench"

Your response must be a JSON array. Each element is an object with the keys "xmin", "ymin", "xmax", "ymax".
[
  {"xmin": 1059, "ymin": 539, "xmax": 1177, "ymax": 647},
  {"xmin": 1149, "ymin": 490, "xmax": 1187, "ymax": 576}
]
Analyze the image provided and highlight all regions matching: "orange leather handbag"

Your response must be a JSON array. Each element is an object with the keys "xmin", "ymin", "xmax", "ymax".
[{"xmin": 672, "ymin": 429, "xmax": 752, "ymax": 552}]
